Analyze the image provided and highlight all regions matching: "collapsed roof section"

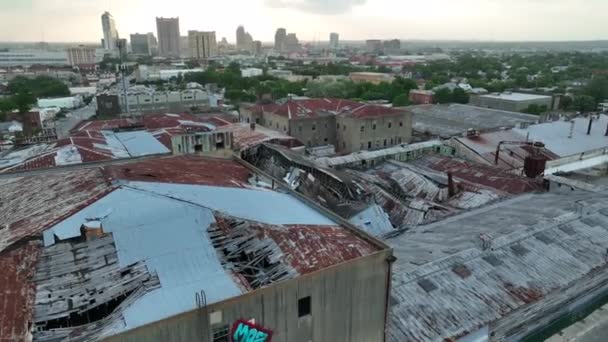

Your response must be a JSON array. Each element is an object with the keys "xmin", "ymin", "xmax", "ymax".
[{"xmin": 0, "ymin": 155, "xmax": 382, "ymax": 341}]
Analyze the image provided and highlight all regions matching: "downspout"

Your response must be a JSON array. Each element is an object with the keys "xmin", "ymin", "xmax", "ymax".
[{"xmin": 384, "ymin": 254, "xmax": 397, "ymax": 342}]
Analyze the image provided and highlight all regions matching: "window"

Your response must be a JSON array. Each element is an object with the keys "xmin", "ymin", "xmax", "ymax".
[
  {"xmin": 324, "ymin": 122, "xmax": 328, "ymax": 129},
  {"xmin": 307, "ymin": 140, "xmax": 311, "ymax": 147},
  {"xmin": 337, "ymin": 123, "xmax": 340, "ymax": 129},
  {"xmin": 276, "ymin": 123, "xmax": 279, "ymax": 129},
  {"xmin": 312, "ymin": 124, "xmax": 316, "ymax": 131},
  {"xmin": 399, "ymin": 121, "xmax": 403, "ymax": 127},
  {"xmin": 398, "ymin": 137, "xmax": 402, "ymax": 143},
  {"xmin": 390, "ymin": 138, "xmax": 394, "ymax": 145},
  {"xmin": 376, "ymin": 140, "xmax": 381, "ymax": 147},
  {"xmin": 212, "ymin": 324, "xmax": 229, "ymax": 342},
  {"xmin": 269, "ymin": 120, "xmax": 273, "ymax": 126},
  {"xmin": 360, "ymin": 126, "xmax": 365, "ymax": 133},
  {"xmin": 343, "ymin": 125, "xmax": 346, "ymax": 131},
  {"xmin": 372, "ymin": 123, "xmax": 377, "ymax": 130},
  {"xmin": 298, "ymin": 125, "xmax": 303, "ymax": 132},
  {"xmin": 383, "ymin": 139, "xmax": 387, "ymax": 147},
  {"xmin": 368, "ymin": 141, "xmax": 372, "ymax": 149},
  {"xmin": 360, "ymin": 143, "xmax": 365, "ymax": 150},
  {"xmin": 324, "ymin": 138, "xmax": 328, "ymax": 143},
  {"xmin": 343, "ymin": 142, "xmax": 346, "ymax": 149},
  {"xmin": 283, "ymin": 126, "xmax": 287, "ymax": 132},
  {"xmin": 298, "ymin": 296, "xmax": 311, "ymax": 317}
]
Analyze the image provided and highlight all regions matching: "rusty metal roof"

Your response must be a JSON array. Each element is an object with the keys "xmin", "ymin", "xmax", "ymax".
[
  {"xmin": 0, "ymin": 155, "xmax": 382, "ymax": 340},
  {"xmin": 388, "ymin": 190, "xmax": 608, "ymax": 341}
]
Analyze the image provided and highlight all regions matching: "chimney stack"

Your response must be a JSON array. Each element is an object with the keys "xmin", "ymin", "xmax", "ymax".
[
  {"xmin": 447, "ymin": 172, "xmax": 455, "ymax": 197},
  {"xmin": 587, "ymin": 116, "xmax": 593, "ymax": 135}
]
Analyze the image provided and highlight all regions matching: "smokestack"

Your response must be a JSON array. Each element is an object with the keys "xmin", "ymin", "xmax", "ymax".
[
  {"xmin": 447, "ymin": 172, "xmax": 455, "ymax": 197},
  {"xmin": 587, "ymin": 117, "xmax": 593, "ymax": 135}
]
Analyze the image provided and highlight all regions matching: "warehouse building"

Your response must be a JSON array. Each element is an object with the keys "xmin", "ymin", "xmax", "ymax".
[
  {"xmin": 470, "ymin": 92, "xmax": 555, "ymax": 112},
  {"xmin": 0, "ymin": 155, "xmax": 392, "ymax": 342}
]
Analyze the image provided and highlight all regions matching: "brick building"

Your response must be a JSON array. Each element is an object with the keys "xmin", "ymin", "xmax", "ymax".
[{"xmin": 241, "ymin": 98, "xmax": 412, "ymax": 154}]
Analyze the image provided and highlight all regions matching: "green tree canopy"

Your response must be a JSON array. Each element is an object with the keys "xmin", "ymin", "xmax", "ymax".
[
  {"xmin": 433, "ymin": 88, "xmax": 453, "ymax": 104},
  {"xmin": 572, "ymin": 95, "xmax": 597, "ymax": 113},
  {"xmin": 452, "ymin": 88, "xmax": 470, "ymax": 104},
  {"xmin": 392, "ymin": 94, "xmax": 410, "ymax": 107}
]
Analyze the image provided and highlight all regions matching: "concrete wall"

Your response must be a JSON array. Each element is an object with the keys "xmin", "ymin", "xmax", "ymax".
[
  {"xmin": 288, "ymin": 116, "xmax": 337, "ymax": 148},
  {"xmin": 337, "ymin": 112, "xmax": 412, "ymax": 154},
  {"xmin": 120, "ymin": 91, "xmax": 211, "ymax": 114},
  {"xmin": 104, "ymin": 249, "xmax": 392, "ymax": 342}
]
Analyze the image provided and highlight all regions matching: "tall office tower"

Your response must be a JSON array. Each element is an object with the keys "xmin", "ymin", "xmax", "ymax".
[
  {"xmin": 274, "ymin": 28, "xmax": 287, "ymax": 52},
  {"xmin": 156, "ymin": 17, "xmax": 181, "ymax": 57},
  {"xmin": 253, "ymin": 40, "xmax": 262, "ymax": 55},
  {"xmin": 285, "ymin": 33, "xmax": 300, "ymax": 52},
  {"xmin": 330, "ymin": 32, "xmax": 340, "ymax": 49},
  {"xmin": 188, "ymin": 31, "xmax": 218, "ymax": 59},
  {"xmin": 101, "ymin": 12, "xmax": 119, "ymax": 50},
  {"xmin": 67, "ymin": 46, "xmax": 97, "ymax": 67}
]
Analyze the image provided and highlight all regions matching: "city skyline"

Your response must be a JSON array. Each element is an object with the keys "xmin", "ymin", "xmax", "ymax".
[{"xmin": 1, "ymin": 0, "xmax": 607, "ymax": 43}]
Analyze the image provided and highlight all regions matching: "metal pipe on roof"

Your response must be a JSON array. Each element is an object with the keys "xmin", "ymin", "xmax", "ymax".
[{"xmin": 587, "ymin": 117, "xmax": 593, "ymax": 135}]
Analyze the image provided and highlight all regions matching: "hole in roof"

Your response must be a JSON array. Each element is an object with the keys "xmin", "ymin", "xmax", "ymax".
[
  {"xmin": 581, "ymin": 217, "xmax": 601, "ymax": 227},
  {"xmin": 483, "ymin": 255, "xmax": 503, "ymax": 267},
  {"xmin": 535, "ymin": 233, "xmax": 554, "ymax": 245},
  {"xmin": 452, "ymin": 264, "xmax": 472, "ymax": 279},
  {"xmin": 418, "ymin": 279, "xmax": 437, "ymax": 293},
  {"xmin": 511, "ymin": 244, "xmax": 530, "ymax": 256},
  {"xmin": 559, "ymin": 224, "xmax": 577, "ymax": 236}
]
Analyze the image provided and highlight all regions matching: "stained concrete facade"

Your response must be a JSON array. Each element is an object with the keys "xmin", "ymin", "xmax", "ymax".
[
  {"xmin": 104, "ymin": 249, "xmax": 392, "ymax": 342},
  {"xmin": 336, "ymin": 112, "xmax": 412, "ymax": 154}
]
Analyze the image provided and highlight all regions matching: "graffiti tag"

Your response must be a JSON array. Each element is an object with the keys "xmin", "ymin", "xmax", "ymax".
[{"xmin": 231, "ymin": 319, "xmax": 273, "ymax": 342}]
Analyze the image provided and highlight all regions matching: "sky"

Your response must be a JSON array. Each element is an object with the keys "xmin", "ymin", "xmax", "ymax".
[{"xmin": 0, "ymin": 0, "xmax": 606, "ymax": 43}]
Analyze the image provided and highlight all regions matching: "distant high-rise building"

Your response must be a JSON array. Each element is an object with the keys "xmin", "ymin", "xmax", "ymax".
[
  {"xmin": 285, "ymin": 33, "xmax": 300, "ymax": 52},
  {"xmin": 383, "ymin": 39, "xmax": 401, "ymax": 52},
  {"xmin": 101, "ymin": 12, "xmax": 119, "ymax": 50},
  {"xmin": 67, "ymin": 45, "xmax": 97, "ymax": 67},
  {"xmin": 330, "ymin": 33, "xmax": 339, "ymax": 49},
  {"xmin": 236, "ymin": 25, "xmax": 254, "ymax": 52},
  {"xmin": 130, "ymin": 33, "xmax": 154, "ymax": 55},
  {"xmin": 366, "ymin": 39, "xmax": 382, "ymax": 53},
  {"xmin": 253, "ymin": 41, "xmax": 262, "ymax": 55},
  {"xmin": 156, "ymin": 17, "xmax": 181, "ymax": 57},
  {"xmin": 274, "ymin": 28, "xmax": 287, "ymax": 52},
  {"xmin": 188, "ymin": 31, "xmax": 218, "ymax": 59}
]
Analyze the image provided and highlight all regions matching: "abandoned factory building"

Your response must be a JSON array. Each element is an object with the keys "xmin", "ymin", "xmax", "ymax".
[{"xmin": 0, "ymin": 155, "xmax": 392, "ymax": 342}]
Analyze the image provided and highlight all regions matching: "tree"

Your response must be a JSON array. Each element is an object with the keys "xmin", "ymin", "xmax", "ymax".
[
  {"xmin": 433, "ymin": 88, "xmax": 453, "ymax": 104},
  {"xmin": 392, "ymin": 94, "xmax": 410, "ymax": 107},
  {"xmin": 452, "ymin": 88, "xmax": 470, "ymax": 104},
  {"xmin": 584, "ymin": 76, "xmax": 608, "ymax": 104},
  {"xmin": 14, "ymin": 92, "xmax": 35, "ymax": 113},
  {"xmin": 572, "ymin": 95, "xmax": 596, "ymax": 113}
]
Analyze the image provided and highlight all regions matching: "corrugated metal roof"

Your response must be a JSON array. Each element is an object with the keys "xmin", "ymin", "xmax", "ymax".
[
  {"xmin": 113, "ymin": 131, "xmax": 171, "ymax": 156},
  {"xmin": 514, "ymin": 114, "xmax": 608, "ymax": 157},
  {"xmin": 388, "ymin": 190, "xmax": 608, "ymax": 341},
  {"xmin": 2, "ymin": 156, "xmax": 381, "ymax": 339},
  {"xmin": 0, "ymin": 240, "xmax": 41, "ymax": 342},
  {"xmin": 42, "ymin": 187, "xmax": 244, "ymax": 334},
  {"xmin": 349, "ymin": 204, "xmax": 394, "ymax": 237},
  {"xmin": 124, "ymin": 181, "xmax": 337, "ymax": 226},
  {"xmin": 409, "ymin": 104, "xmax": 538, "ymax": 138},
  {"xmin": 316, "ymin": 140, "xmax": 442, "ymax": 168}
]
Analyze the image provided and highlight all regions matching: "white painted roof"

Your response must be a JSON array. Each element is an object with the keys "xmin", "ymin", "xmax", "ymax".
[{"xmin": 479, "ymin": 92, "xmax": 552, "ymax": 101}]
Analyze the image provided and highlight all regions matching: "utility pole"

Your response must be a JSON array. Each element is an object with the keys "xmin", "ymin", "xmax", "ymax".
[{"xmin": 117, "ymin": 40, "xmax": 130, "ymax": 117}]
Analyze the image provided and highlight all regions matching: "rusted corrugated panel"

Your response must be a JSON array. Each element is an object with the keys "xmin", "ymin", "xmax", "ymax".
[
  {"xmin": 103, "ymin": 155, "xmax": 252, "ymax": 188},
  {"xmin": 0, "ymin": 169, "xmax": 112, "ymax": 252},
  {"xmin": 412, "ymin": 155, "xmax": 545, "ymax": 195},
  {"xmin": 263, "ymin": 224, "xmax": 378, "ymax": 274},
  {"xmin": 0, "ymin": 240, "xmax": 41, "ymax": 342}
]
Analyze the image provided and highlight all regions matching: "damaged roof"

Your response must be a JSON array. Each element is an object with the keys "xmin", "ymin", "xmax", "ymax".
[
  {"xmin": 409, "ymin": 104, "xmax": 538, "ymax": 138},
  {"xmin": 0, "ymin": 130, "xmax": 170, "ymax": 173},
  {"xmin": 388, "ymin": 190, "xmax": 608, "ymax": 341},
  {"xmin": 0, "ymin": 155, "xmax": 381, "ymax": 341},
  {"xmin": 221, "ymin": 122, "xmax": 303, "ymax": 150}
]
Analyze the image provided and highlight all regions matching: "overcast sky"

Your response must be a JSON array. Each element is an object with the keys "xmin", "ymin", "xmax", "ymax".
[{"xmin": 0, "ymin": 0, "xmax": 606, "ymax": 42}]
